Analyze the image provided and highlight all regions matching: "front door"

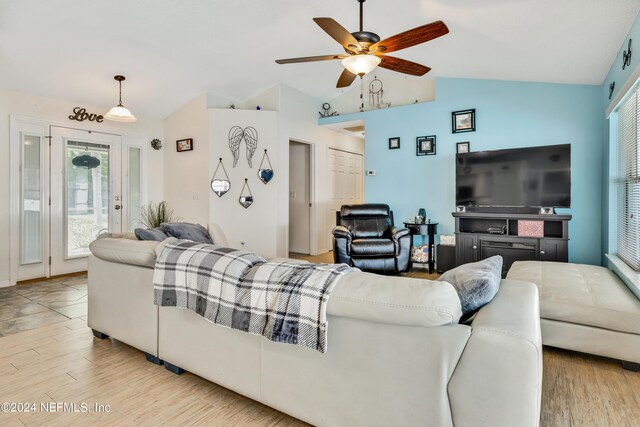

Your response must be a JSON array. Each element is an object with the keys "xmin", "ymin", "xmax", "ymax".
[{"xmin": 49, "ymin": 127, "xmax": 122, "ymax": 276}]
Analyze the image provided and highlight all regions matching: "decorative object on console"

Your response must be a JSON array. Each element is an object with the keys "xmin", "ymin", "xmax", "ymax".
[
  {"xmin": 104, "ymin": 75, "xmax": 137, "ymax": 122},
  {"xmin": 319, "ymin": 102, "xmax": 338, "ymax": 118},
  {"xmin": 176, "ymin": 138, "xmax": 193, "ymax": 152},
  {"xmin": 257, "ymin": 149, "xmax": 274, "ymax": 184},
  {"xmin": 437, "ymin": 255, "xmax": 503, "ymax": 318},
  {"xmin": 456, "ymin": 141, "xmax": 470, "ymax": 154},
  {"xmin": 416, "ymin": 135, "xmax": 436, "ymax": 156},
  {"xmin": 239, "ymin": 178, "xmax": 254, "ymax": 209},
  {"xmin": 228, "ymin": 126, "xmax": 258, "ymax": 167},
  {"xmin": 609, "ymin": 82, "xmax": 616, "ymax": 100},
  {"xmin": 452, "ymin": 109, "xmax": 475, "ymax": 133},
  {"xmin": 517, "ymin": 220, "xmax": 544, "ymax": 238},
  {"xmin": 150, "ymin": 138, "xmax": 162, "ymax": 150},
  {"xmin": 211, "ymin": 158, "xmax": 231, "ymax": 197},
  {"xmin": 456, "ymin": 205, "xmax": 466, "ymax": 213},
  {"xmin": 68, "ymin": 107, "xmax": 104, "ymax": 123},
  {"xmin": 141, "ymin": 201, "xmax": 175, "ymax": 229},
  {"xmin": 418, "ymin": 208, "xmax": 426, "ymax": 220},
  {"xmin": 623, "ymin": 38, "xmax": 632, "ymax": 70},
  {"xmin": 540, "ymin": 207, "xmax": 555, "ymax": 214},
  {"xmin": 388, "ymin": 137, "xmax": 400, "ymax": 149}
]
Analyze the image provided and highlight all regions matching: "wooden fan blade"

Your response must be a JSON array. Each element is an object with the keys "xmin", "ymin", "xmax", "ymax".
[
  {"xmin": 276, "ymin": 54, "xmax": 347, "ymax": 64},
  {"xmin": 371, "ymin": 21, "xmax": 449, "ymax": 54},
  {"xmin": 314, "ymin": 17, "xmax": 362, "ymax": 52},
  {"xmin": 337, "ymin": 68, "xmax": 357, "ymax": 88},
  {"xmin": 379, "ymin": 55, "xmax": 431, "ymax": 76}
]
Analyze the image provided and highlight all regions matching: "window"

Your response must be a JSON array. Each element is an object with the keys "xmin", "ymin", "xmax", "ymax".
[{"xmin": 616, "ymin": 86, "xmax": 640, "ymax": 270}]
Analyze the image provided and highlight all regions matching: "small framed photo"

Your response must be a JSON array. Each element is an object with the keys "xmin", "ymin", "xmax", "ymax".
[
  {"xmin": 176, "ymin": 138, "xmax": 193, "ymax": 152},
  {"xmin": 452, "ymin": 109, "xmax": 476, "ymax": 133},
  {"xmin": 457, "ymin": 142, "xmax": 470, "ymax": 154},
  {"xmin": 416, "ymin": 135, "xmax": 436, "ymax": 156},
  {"xmin": 388, "ymin": 137, "xmax": 400, "ymax": 149}
]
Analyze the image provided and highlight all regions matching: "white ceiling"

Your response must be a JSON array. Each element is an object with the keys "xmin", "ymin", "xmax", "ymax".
[{"xmin": 1, "ymin": 0, "xmax": 638, "ymax": 119}]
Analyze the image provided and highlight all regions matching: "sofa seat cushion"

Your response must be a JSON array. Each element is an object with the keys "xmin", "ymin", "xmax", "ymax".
[
  {"xmin": 350, "ymin": 238, "xmax": 395, "ymax": 256},
  {"xmin": 507, "ymin": 261, "xmax": 640, "ymax": 335},
  {"xmin": 89, "ymin": 237, "xmax": 159, "ymax": 268}
]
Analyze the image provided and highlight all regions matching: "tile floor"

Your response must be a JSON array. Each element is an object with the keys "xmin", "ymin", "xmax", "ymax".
[{"xmin": 0, "ymin": 275, "xmax": 87, "ymax": 337}]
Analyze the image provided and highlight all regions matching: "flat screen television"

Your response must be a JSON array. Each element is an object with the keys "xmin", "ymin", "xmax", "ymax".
[{"xmin": 456, "ymin": 144, "xmax": 571, "ymax": 208}]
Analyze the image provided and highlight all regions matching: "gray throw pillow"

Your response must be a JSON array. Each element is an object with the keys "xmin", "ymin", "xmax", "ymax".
[
  {"xmin": 437, "ymin": 255, "xmax": 503, "ymax": 317},
  {"xmin": 161, "ymin": 222, "xmax": 214, "ymax": 244},
  {"xmin": 135, "ymin": 227, "xmax": 169, "ymax": 242}
]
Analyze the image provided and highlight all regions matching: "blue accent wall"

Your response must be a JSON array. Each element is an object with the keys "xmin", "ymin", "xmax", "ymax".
[{"xmin": 321, "ymin": 77, "xmax": 603, "ymax": 265}]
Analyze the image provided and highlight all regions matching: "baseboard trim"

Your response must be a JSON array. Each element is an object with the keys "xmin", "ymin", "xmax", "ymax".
[{"xmin": 0, "ymin": 279, "xmax": 12, "ymax": 288}]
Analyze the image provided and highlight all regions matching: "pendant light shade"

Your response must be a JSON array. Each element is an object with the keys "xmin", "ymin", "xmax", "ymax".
[
  {"xmin": 104, "ymin": 75, "xmax": 137, "ymax": 122},
  {"xmin": 341, "ymin": 54, "xmax": 381, "ymax": 76}
]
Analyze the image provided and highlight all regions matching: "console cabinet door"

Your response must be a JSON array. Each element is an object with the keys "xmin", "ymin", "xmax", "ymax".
[
  {"xmin": 540, "ymin": 239, "xmax": 568, "ymax": 262},
  {"xmin": 456, "ymin": 234, "xmax": 478, "ymax": 266}
]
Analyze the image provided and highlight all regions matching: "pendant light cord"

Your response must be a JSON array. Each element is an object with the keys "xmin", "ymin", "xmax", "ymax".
[{"xmin": 118, "ymin": 79, "xmax": 123, "ymax": 107}]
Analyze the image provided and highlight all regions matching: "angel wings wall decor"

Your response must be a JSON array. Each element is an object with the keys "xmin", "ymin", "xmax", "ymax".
[{"xmin": 228, "ymin": 126, "xmax": 259, "ymax": 167}]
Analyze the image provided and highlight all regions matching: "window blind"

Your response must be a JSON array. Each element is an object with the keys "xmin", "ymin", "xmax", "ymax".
[{"xmin": 617, "ymin": 87, "xmax": 640, "ymax": 270}]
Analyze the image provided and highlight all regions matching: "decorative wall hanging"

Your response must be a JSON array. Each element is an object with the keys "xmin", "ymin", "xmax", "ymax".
[
  {"xmin": 150, "ymin": 138, "xmax": 162, "ymax": 150},
  {"xmin": 72, "ymin": 146, "xmax": 101, "ymax": 169},
  {"xmin": 416, "ymin": 136, "xmax": 436, "ymax": 156},
  {"xmin": 257, "ymin": 149, "xmax": 274, "ymax": 184},
  {"xmin": 369, "ymin": 76, "xmax": 391, "ymax": 109},
  {"xmin": 239, "ymin": 178, "xmax": 253, "ymax": 209},
  {"xmin": 452, "ymin": 109, "xmax": 476, "ymax": 133},
  {"xmin": 104, "ymin": 75, "xmax": 137, "ymax": 122},
  {"xmin": 228, "ymin": 126, "xmax": 258, "ymax": 167},
  {"xmin": 68, "ymin": 107, "xmax": 104, "ymax": 123},
  {"xmin": 211, "ymin": 158, "xmax": 231, "ymax": 197},
  {"xmin": 456, "ymin": 141, "xmax": 470, "ymax": 154},
  {"xmin": 388, "ymin": 137, "xmax": 400, "ymax": 149},
  {"xmin": 319, "ymin": 102, "xmax": 338, "ymax": 118},
  {"xmin": 176, "ymin": 138, "xmax": 193, "ymax": 152},
  {"xmin": 623, "ymin": 39, "xmax": 632, "ymax": 70},
  {"xmin": 609, "ymin": 82, "xmax": 616, "ymax": 100}
]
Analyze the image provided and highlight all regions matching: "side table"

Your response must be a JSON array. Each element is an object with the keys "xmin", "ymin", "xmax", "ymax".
[{"xmin": 403, "ymin": 221, "xmax": 439, "ymax": 274}]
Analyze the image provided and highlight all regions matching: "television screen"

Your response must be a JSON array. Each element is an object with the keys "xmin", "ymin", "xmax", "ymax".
[{"xmin": 456, "ymin": 144, "xmax": 571, "ymax": 208}]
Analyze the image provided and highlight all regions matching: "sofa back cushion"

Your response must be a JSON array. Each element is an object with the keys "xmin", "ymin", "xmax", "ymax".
[
  {"xmin": 339, "ymin": 204, "xmax": 392, "ymax": 238},
  {"xmin": 328, "ymin": 271, "xmax": 462, "ymax": 326}
]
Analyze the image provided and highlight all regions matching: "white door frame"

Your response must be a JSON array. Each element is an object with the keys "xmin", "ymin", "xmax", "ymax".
[
  {"xmin": 9, "ymin": 115, "xmax": 147, "ymax": 285},
  {"xmin": 288, "ymin": 139, "xmax": 317, "ymax": 256}
]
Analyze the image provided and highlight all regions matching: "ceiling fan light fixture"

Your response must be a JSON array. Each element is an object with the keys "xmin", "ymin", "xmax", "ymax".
[
  {"xmin": 104, "ymin": 75, "xmax": 137, "ymax": 123},
  {"xmin": 341, "ymin": 54, "xmax": 381, "ymax": 76}
]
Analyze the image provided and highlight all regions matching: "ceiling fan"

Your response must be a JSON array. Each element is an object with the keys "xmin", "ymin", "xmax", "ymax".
[{"xmin": 275, "ymin": 0, "xmax": 449, "ymax": 88}]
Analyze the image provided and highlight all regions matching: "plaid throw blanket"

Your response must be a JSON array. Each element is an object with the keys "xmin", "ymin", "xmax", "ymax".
[{"xmin": 153, "ymin": 240, "xmax": 354, "ymax": 353}]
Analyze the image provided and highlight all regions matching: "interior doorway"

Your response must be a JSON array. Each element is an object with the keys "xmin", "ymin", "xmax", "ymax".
[{"xmin": 289, "ymin": 141, "xmax": 312, "ymax": 255}]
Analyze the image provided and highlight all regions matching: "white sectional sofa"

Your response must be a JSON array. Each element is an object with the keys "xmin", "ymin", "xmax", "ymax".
[
  {"xmin": 508, "ymin": 261, "xmax": 640, "ymax": 370},
  {"xmin": 88, "ymin": 227, "xmax": 543, "ymax": 427}
]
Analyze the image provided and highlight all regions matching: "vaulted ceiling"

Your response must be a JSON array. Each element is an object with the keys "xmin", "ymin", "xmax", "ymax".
[{"xmin": 1, "ymin": 0, "xmax": 638, "ymax": 119}]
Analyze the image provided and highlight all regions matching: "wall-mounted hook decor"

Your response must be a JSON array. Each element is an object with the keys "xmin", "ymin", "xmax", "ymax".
[
  {"xmin": 211, "ymin": 158, "xmax": 231, "ymax": 197},
  {"xmin": 609, "ymin": 82, "xmax": 616, "ymax": 100},
  {"xmin": 239, "ymin": 178, "xmax": 253, "ymax": 209},
  {"xmin": 257, "ymin": 149, "xmax": 274, "ymax": 184},
  {"xmin": 229, "ymin": 126, "xmax": 258, "ymax": 167},
  {"xmin": 150, "ymin": 138, "xmax": 162, "ymax": 150},
  {"xmin": 623, "ymin": 39, "xmax": 632, "ymax": 70}
]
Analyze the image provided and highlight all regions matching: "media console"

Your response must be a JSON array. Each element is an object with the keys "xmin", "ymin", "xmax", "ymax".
[{"xmin": 452, "ymin": 211, "xmax": 572, "ymax": 276}]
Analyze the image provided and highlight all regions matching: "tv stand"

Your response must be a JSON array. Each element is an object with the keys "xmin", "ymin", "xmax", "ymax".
[{"xmin": 453, "ymin": 211, "xmax": 571, "ymax": 276}]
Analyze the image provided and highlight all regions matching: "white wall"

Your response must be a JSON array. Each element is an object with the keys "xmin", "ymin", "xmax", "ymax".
[
  {"xmin": 0, "ymin": 88, "xmax": 163, "ymax": 284},
  {"xmin": 163, "ymin": 94, "xmax": 210, "ymax": 225},
  {"xmin": 329, "ymin": 75, "xmax": 436, "ymax": 116},
  {"xmin": 209, "ymin": 109, "xmax": 279, "ymax": 258}
]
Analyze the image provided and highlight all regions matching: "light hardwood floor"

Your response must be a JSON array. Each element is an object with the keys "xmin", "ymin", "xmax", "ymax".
[{"xmin": 0, "ymin": 260, "xmax": 638, "ymax": 426}]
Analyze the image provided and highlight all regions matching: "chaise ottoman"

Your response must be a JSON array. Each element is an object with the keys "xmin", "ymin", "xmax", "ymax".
[{"xmin": 507, "ymin": 261, "xmax": 640, "ymax": 370}]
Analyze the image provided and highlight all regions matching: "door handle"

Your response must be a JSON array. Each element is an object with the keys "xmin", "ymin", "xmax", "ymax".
[{"xmin": 115, "ymin": 205, "xmax": 121, "ymax": 210}]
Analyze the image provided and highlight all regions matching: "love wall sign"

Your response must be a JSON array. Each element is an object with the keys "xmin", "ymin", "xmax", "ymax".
[{"xmin": 69, "ymin": 107, "xmax": 104, "ymax": 123}]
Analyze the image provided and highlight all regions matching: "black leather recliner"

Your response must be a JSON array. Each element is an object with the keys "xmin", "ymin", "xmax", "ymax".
[{"xmin": 332, "ymin": 204, "xmax": 412, "ymax": 274}]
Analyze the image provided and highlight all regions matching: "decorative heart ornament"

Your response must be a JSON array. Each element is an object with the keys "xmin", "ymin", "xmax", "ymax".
[
  {"xmin": 239, "ymin": 195, "xmax": 253, "ymax": 209},
  {"xmin": 258, "ymin": 169, "xmax": 273, "ymax": 184},
  {"xmin": 211, "ymin": 179, "xmax": 230, "ymax": 197}
]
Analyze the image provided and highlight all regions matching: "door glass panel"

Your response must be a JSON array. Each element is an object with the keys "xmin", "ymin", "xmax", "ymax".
[
  {"xmin": 128, "ymin": 146, "xmax": 142, "ymax": 230},
  {"xmin": 66, "ymin": 141, "xmax": 110, "ymax": 258},
  {"xmin": 21, "ymin": 134, "xmax": 42, "ymax": 264}
]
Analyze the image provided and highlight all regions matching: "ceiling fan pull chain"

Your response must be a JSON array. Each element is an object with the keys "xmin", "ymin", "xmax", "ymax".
[{"xmin": 360, "ymin": 76, "xmax": 365, "ymax": 112}]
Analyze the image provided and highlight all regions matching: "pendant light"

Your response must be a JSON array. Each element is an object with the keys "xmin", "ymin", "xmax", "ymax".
[{"xmin": 104, "ymin": 75, "xmax": 137, "ymax": 122}]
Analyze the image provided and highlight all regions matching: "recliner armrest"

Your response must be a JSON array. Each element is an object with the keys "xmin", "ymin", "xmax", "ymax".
[
  {"xmin": 388, "ymin": 227, "xmax": 411, "ymax": 240},
  {"xmin": 332, "ymin": 226, "xmax": 352, "ymax": 240}
]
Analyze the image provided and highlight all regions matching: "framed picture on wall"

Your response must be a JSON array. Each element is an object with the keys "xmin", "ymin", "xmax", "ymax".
[
  {"xmin": 388, "ymin": 137, "xmax": 400, "ymax": 149},
  {"xmin": 416, "ymin": 135, "xmax": 436, "ymax": 156},
  {"xmin": 452, "ymin": 109, "xmax": 476, "ymax": 133},
  {"xmin": 176, "ymin": 138, "xmax": 193, "ymax": 152},
  {"xmin": 457, "ymin": 142, "xmax": 470, "ymax": 154}
]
